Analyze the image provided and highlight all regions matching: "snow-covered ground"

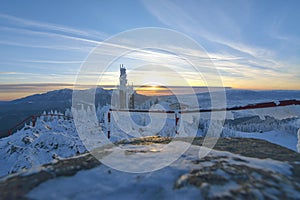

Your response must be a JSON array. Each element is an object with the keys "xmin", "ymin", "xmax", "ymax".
[
  {"xmin": 0, "ymin": 94, "xmax": 299, "ymax": 199},
  {"xmin": 229, "ymin": 130, "xmax": 298, "ymax": 151},
  {"xmin": 223, "ymin": 105, "xmax": 300, "ymax": 151},
  {"xmin": 107, "ymin": 105, "xmax": 300, "ymax": 151},
  {"xmin": 0, "ymin": 105, "xmax": 299, "ymax": 177},
  {"xmin": 0, "ymin": 90, "xmax": 299, "ymax": 178},
  {"xmin": 27, "ymin": 142, "xmax": 299, "ymax": 199}
]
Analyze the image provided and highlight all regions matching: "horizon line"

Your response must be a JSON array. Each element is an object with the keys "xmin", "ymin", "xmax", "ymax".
[{"xmin": 0, "ymin": 83, "xmax": 299, "ymax": 101}]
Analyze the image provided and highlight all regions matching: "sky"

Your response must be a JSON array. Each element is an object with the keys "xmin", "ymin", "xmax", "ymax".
[{"xmin": 0, "ymin": 0, "xmax": 299, "ymax": 100}]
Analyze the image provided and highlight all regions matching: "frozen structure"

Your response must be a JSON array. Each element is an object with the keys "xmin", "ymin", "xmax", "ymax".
[
  {"xmin": 112, "ymin": 65, "xmax": 135, "ymax": 109},
  {"xmin": 297, "ymin": 128, "xmax": 300, "ymax": 153}
]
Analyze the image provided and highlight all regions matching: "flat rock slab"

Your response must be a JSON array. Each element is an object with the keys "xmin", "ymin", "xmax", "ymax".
[{"xmin": 1, "ymin": 137, "xmax": 300, "ymax": 199}]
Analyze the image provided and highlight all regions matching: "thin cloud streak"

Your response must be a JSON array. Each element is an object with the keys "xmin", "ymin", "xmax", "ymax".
[
  {"xmin": 0, "ymin": 40, "xmax": 90, "ymax": 52},
  {"xmin": 0, "ymin": 13, "xmax": 107, "ymax": 40},
  {"xmin": 142, "ymin": 0, "xmax": 295, "ymax": 88},
  {"xmin": 0, "ymin": 13, "xmax": 104, "ymax": 54},
  {"xmin": 22, "ymin": 60, "xmax": 84, "ymax": 64},
  {"xmin": 0, "ymin": 12, "xmax": 247, "ymax": 83},
  {"xmin": 0, "ymin": 26, "xmax": 102, "ymax": 46}
]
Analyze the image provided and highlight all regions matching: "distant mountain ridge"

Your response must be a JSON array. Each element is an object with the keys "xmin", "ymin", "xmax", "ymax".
[
  {"xmin": 0, "ymin": 88, "xmax": 299, "ymax": 138},
  {"xmin": 0, "ymin": 88, "xmax": 112, "ymax": 138},
  {"xmin": 12, "ymin": 88, "xmax": 73, "ymax": 103},
  {"xmin": 0, "ymin": 87, "xmax": 151, "ymax": 138}
]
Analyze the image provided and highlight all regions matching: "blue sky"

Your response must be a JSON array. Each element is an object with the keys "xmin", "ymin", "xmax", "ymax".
[{"xmin": 0, "ymin": 0, "xmax": 299, "ymax": 100}]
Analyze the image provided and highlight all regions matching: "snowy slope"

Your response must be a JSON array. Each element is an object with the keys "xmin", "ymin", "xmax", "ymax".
[
  {"xmin": 222, "ymin": 105, "xmax": 300, "ymax": 151},
  {"xmin": 227, "ymin": 130, "xmax": 298, "ymax": 151},
  {"xmin": 0, "ymin": 116, "xmax": 86, "ymax": 177}
]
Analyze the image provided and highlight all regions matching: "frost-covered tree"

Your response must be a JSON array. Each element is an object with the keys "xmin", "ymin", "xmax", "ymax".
[
  {"xmin": 297, "ymin": 129, "xmax": 300, "ymax": 153},
  {"xmin": 65, "ymin": 108, "xmax": 72, "ymax": 118}
]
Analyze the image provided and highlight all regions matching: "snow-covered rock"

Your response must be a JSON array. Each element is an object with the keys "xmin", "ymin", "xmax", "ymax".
[
  {"xmin": 1, "ymin": 137, "xmax": 299, "ymax": 200},
  {"xmin": 0, "ymin": 116, "xmax": 86, "ymax": 177}
]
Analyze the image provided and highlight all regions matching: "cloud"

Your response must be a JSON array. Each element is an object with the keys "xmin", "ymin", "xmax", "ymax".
[
  {"xmin": 0, "ymin": 13, "xmax": 107, "ymax": 41},
  {"xmin": 0, "ymin": 72, "xmax": 20, "ymax": 75},
  {"xmin": 0, "ymin": 39, "xmax": 90, "ymax": 52},
  {"xmin": 0, "ymin": 71, "xmax": 42, "ymax": 76},
  {"xmin": 142, "ymin": 1, "xmax": 268, "ymax": 57},
  {"xmin": 0, "ymin": 19, "xmax": 238, "ymax": 85},
  {"xmin": 142, "ymin": 0, "xmax": 296, "ymax": 87},
  {"xmin": 0, "ymin": 83, "xmax": 103, "ymax": 95},
  {"xmin": 21, "ymin": 60, "xmax": 84, "ymax": 64},
  {"xmin": 0, "ymin": 13, "xmax": 106, "ymax": 55},
  {"xmin": 0, "ymin": 26, "xmax": 101, "ymax": 46},
  {"xmin": 0, "ymin": 83, "xmax": 73, "ymax": 90}
]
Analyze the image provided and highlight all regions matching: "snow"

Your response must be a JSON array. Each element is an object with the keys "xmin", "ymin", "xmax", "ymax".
[
  {"xmin": 231, "ymin": 130, "xmax": 298, "ymax": 152},
  {"xmin": 27, "ymin": 164, "xmax": 201, "ymax": 199},
  {"xmin": 1, "ymin": 104, "xmax": 299, "ymax": 177},
  {"xmin": 206, "ymin": 147, "xmax": 292, "ymax": 175},
  {"xmin": 0, "ymin": 89, "xmax": 299, "ymax": 178},
  {"xmin": 221, "ymin": 106, "xmax": 300, "ymax": 152},
  {"xmin": 209, "ymin": 181, "xmax": 240, "ymax": 198},
  {"xmin": 232, "ymin": 105, "xmax": 300, "ymax": 120},
  {"xmin": 27, "ymin": 143, "xmax": 294, "ymax": 199},
  {"xmin": 0, "ymin": 115, "xmax": 86, "ymax": 177},
  {"xmin": 27, "ymin": 142, "xmax": 204, "ymax": 199},
  {"xmin": 99, "ymin": 141, "xmax": 191, "ymax": 173},
  {"xmin": 150, "ymin": 89, "xmax": 300, "ymax": 110},
  {"xmin": 298, "ymin": 129, "xmax": 300, "ymax": 153}
]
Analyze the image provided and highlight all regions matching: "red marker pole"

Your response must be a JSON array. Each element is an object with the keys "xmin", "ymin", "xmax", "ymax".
[
  {"xmin": 32, "ymin": 116, "xmax": 36, "ymax": 127},
  {"xmin": 107, "ymin": 111, "xmax": 111, "ymax": 139},
  {"xmin": 175, "ymin": 111, "xmax": 179, "ymax": 134}
]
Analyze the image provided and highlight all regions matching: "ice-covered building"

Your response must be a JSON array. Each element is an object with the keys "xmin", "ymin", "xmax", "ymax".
[{"xmin": 112, "ymin": 65, "xmax": 135, "ymax": 109}]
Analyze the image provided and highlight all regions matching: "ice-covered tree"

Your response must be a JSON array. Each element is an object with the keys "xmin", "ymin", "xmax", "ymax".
[{"xmin": 297, "ymin": 129, "xmax": 300, "ymax": 153}]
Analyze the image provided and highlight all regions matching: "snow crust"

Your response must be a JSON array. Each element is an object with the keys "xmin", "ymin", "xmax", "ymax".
[{"xmin": 27, "ymin": 143, "xmax": 295, "ymax": 199}]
